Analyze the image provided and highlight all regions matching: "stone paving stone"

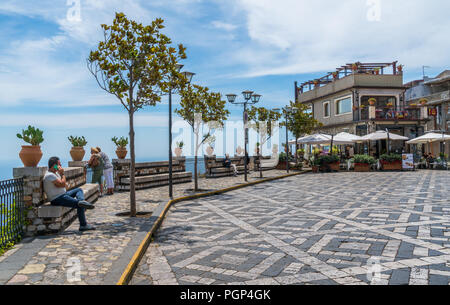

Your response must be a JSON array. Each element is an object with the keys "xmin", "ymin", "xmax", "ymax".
[{"xmin": 123, "ymin": 170, "xmax": 450, "ymax": 285}]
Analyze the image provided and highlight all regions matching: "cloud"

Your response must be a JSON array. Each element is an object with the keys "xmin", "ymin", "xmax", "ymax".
[
  {"xmin": 212, "ymin": 21, "xmax": 237, "ymax": 32},
  {"xmin": 0, "ymin": 112, "xmax": 175, "ymax": 128},
  {"xmin": 227, "ymin": 0, "xmax": 450, "ymax": 77}
]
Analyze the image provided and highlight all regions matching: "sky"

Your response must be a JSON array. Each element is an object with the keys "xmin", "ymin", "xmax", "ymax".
[{"xmin": 1, "ymin": 0, "xmax": 450, "ymax": 174}]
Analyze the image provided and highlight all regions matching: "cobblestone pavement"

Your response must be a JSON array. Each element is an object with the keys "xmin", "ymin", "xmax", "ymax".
[
  {"xmin": 0, "ymin": 169, "xmax": 288, "ymax": 285},
  {"xmin": 131, "ymin": 170, "xmax": 450, "ymax": 285}
]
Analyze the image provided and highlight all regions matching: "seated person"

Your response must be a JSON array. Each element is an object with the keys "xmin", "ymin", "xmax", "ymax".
[
  {"xmin": 43, "ymin": 157, "xmax": 96, "ymax": 232},
  {"xmin": 223, "ymin": 154, "xmax": 238, "ymax": 176}
]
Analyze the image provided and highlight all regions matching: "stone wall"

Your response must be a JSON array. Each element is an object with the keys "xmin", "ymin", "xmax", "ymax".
[{"xmin": 13, "ymin": 167, "xmax": 98, "ymax": 236}]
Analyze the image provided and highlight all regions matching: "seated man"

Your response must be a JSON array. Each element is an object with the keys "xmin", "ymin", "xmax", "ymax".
[
  {"xmin": 223, "ymin": 154, "xmax": 238, "ymax": 176},
  {"xmin": 43, "ymin": 157, "xmax": 96, "ymax": 232}
]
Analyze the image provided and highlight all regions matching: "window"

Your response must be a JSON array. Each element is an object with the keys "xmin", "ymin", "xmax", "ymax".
[
  {"xmin": 323, "ymin": 101, "xmax": 330, "ymax": 118},
  {"xmin": 335, "ymin": 96, "xmax": 352, "ymax": 115}
]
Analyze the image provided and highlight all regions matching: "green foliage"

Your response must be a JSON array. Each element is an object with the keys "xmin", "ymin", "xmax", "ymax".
[
  {"xmin": 281, "ymin": 101, "xmax": 322, "ymax": 140},
  {"xmin": 16, "ymin": 125, "xmax": 44, "ymax": 146},
  {"xmin": 88, "ymin": 12, "xmax": 187, "ymax": 113},
  {"xmin": 317, "ymin": 155, "xmax": 339, "ymax": 165},
  {"xmin": 439, "ymin": 153, "xmax": 448, "ymax": 160},
  {"xmin": 247, "ymin": 106, "xmax": 282, "ymax": 147},
  {"xmin": 380, "ymin": 153, "xmax": 402, "ymax": 162},
  {"xmin": 353, "ymin": 154, "xmax": 376, "ymax": 165},
  {"xmin": 68, "ymin": 136, "xmax": 88, "ymax": 147},
  {"xmin": 176, "ymin": 141, "xmax": 184, "ymax": 148},
  {"xmin": 112, "ymin": 136, "xmax": 129, "ymax": 148},
  {"xmin": 1, "ymin": 200, "xmax": 24, "ymax": 255},
  {"xmin": 279, "ymin": 152, "xmax": 294, "ymax": 162}
]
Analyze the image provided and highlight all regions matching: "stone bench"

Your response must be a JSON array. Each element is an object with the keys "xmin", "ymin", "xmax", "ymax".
[
  {"xmin": 13, "ymin": 166, "xmax": 99, "ymax": 235},
  {"xmin": 113, "ymin": 158, "xmax": 193, "ymax": 191},
  {"xmin": 204, "ymin": 156, "xmax": 246, "ymax": 178}
]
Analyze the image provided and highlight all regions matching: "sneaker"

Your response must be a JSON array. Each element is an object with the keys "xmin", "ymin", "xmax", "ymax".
[
  {"xmin": 78, "ymin": 201, "xmax": 95, "ymax": 210},
  {"xmin": 79, "ymin": 224, "xmax": 96, "ymax": 232}
]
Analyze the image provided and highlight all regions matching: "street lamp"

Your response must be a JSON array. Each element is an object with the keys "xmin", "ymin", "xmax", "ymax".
[
  {"xmin": 226, "ymin": 90, "xmax": 261, "ymax": 182},
  {"xmin": 274, "ymin": 106, "xmax": 298, "ymax": 173},
  {"xmin": 168, "ymin": 66, "xmax": 195, "ymax": 199}
]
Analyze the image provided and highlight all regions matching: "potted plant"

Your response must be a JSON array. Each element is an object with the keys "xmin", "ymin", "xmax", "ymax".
[
  {"xmin": 332, "ymin": 71, "xmax": 338, "ymax": 80},
  {"xmin": 380, "ymin": 153, "xmax": 402, "ymax": 170},
  {"xmin": 386, "ymin": 102, "xmax": 394, "ymax": 108},
  {"xmin": 174, "ymin": 141, "xmax": 184, "ymax": 157},
  {"xmin": 353, "ymin": 155, "xmax": 376, "ymax": 172},
  {"xmin": 16, "ymin": 126, "xmax": 44, "ymax": 167},
  {"xmin": 112, "ymin": 136, "xmax": 129, "ymax": 159},
  {"xmin": 68, "ymin": 136, "xmax": 88, "ymax": 161},
  {"xmin": 317, "ymin": 154, "xmax": 340, "ymax": 172},
  {"xmin": 310, "ymin": 156, "xmax": 320, "ymax": 173},
  {"xmin": 368, "ymin": 98, "xmax": 377, "ymax": 106},
  {"xmin": 352, "ymin": 63, "xmax": 358, "ymax": 71},
  {"xmin": 313, "ymin": 80, "xmax": 319, "ymax": 87},
  {"xmin": 397, "ymin": 65, "xmax": 404, "ymax": 73},
  {"xmin": 419, "ymin": 98, "xmax": 428, "ymax": 106},
  {"xmin": 297, "ymin": 148, "xmax": 305, "ymax": 158},
  {"xmin": 374, "ymin": 68, "xmax": 380, "ymax": 75}
]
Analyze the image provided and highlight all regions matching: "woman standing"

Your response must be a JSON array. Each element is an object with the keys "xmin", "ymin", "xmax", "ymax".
[
  {"xmin": 96, "ymin": 147, "xmax": 114, "ymax": 195},
  {"xmin": 88, "ymin": 147, "xmax": 104, "ymax": 197}
]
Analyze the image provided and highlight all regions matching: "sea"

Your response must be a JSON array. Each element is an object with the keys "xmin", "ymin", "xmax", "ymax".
[{"xmin": 0, "ymin": 157, "xmax": 206, "ymax": 181}]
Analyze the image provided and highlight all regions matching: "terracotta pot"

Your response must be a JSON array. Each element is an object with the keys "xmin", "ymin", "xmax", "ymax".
[
  {"xmin": 70, "ymin": 146, "xmax": 85, "ymax": 161},
  {"xmin": 19, "ymin": 145, "xmax": 43, "ymax": 167},
  {"xmin": 381, "ymin": 161, "xmax": 402, "ymax": 171},
  {"xmin": 312, "ymin": 165, "xmax": 319, "ymax": 173},
  {"xmin": 354, "ymin": 163, "xmax": 371, "ymax": 172},
  {"xmin": 329, "ymin": 162, "xmax": 340, "ymax": 171},
  {"xmin": 174, "ymin": 147, "xmax": 183, "ymax": 157},
  {"xmin": 116, "ymin": 147, "xmax": 128, "ymax": 159}
]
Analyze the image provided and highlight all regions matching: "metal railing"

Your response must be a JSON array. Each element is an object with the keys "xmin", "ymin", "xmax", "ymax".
[
  {"xmin": 361, "ymin": 107, "xmax": 421, "ymax": 121},
  {"xmin": 1, "ymin": 178, "xmax": 25, "ymax": 248}
]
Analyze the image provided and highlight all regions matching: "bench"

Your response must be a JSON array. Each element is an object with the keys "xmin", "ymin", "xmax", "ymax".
[
  {"xmin": 113, "ymin": 158, "xmax": 193, "ymax": 191},
  {"xmin": 204, "ymin": 156, "xmax": 246, "ymax": 178},
  {"xmin": 254, "ymin": 155, "xmax": 279, "ymax": 171}
]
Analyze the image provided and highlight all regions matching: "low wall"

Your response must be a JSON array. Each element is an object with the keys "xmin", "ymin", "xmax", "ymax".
[{"xmin": 13, "ymin": 166, "xmax": 98, "ymax": 236}]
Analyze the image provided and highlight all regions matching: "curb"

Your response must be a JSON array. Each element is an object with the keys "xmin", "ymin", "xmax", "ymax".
[{"xmin": 116, "ymin": 170, "xmax": 310, "ymax": 285}]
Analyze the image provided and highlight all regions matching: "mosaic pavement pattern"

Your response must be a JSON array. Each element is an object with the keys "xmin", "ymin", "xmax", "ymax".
[{"xmin": 131, "ymin": 171, "xmax": 450, "ymax": 285}]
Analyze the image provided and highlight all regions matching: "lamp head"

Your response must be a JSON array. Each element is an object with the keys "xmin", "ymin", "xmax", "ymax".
[
  {"xmin": 251, "ymin": 94, "xmax": 261, "ymax": 104},
  {"xmin": 182, "ymin": 71, "xmax": 195, "ymax": 83},
  {"xmin": 226, "ymin": 94, "xmax": 237, "ymax": 104},
  {"xmin": 242, "ymin": 90, "xmax": 254, "ymax": 101}
]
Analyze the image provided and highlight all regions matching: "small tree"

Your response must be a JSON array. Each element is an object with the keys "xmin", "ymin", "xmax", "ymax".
[
  {"xmin": 176, "ymin": 84, "xmax": 229, "ymax": 191},
  {"xmin": 282, "ymin": 101, "xmax": 322, "ymax": 164},
  {"xmin": 247, "ymin": 107, "xmax": 282, "ymax": 178},
  {"xmin": 88, "ymin": 12, "xmax": 186, "ymax": 217}
]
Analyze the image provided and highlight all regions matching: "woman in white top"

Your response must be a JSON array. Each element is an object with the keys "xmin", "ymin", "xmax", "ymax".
[{"xmin": 96, "ymin": 147, "xmax": 114, "ymax": 195}]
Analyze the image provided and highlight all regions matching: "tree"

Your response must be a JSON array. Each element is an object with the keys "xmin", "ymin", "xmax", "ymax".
[
  {"xmin": 282, "ymin": 101, "xmax": 322, "ymax": 164},
  {"xmin": 247, "ymin": 106, "xmax": 282, "ymax": 178},
  {"xmin": 176, "ymin": 84, "xmax": 229, "ymax": 191},
  {"xmin": 87, "ymin": 12, "xmax": 186, "ymax": 217}
]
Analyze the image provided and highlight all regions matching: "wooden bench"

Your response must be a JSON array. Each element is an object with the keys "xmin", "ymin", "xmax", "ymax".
[
  {"xmin": 254, "ymin": 155, "xmax": 279, "ymax": 171},
  {"xmin": 204, "ymin": 156, "xmax": 246, "ymax": 178}
]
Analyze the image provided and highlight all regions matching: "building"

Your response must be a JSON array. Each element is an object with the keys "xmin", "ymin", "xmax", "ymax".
[
  {"xmin": 405, "ymin": 70, "xmax": 450, "ymax": 156},
  {"xmin": 295, "ymin": 61, "xmax": 429, "ymax": 156}
]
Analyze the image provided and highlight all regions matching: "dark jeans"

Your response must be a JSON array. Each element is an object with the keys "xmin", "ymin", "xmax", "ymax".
[{"xmin": 51, "ymin": 188, "xmax": 87, "ymax": 227}]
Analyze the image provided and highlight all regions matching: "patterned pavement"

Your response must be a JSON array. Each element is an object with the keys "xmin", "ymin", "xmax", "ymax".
[{"xmin": 131, "ymin": 170, "xmax": 450, "ymax": 285}]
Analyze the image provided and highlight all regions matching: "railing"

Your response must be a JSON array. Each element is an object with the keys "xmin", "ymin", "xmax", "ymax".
[
  {"xmin": 360, "ymin": 107, "xmax": 421, "ymax": 121},
  {"xmin": 0, "ymin": 178, "xmax": 25, "ymax": 248}
]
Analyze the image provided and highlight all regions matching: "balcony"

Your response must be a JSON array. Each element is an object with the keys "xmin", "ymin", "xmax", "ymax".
[{"xmin": 360, "ymin": 107, "xmax": 421, "ymax": 121}]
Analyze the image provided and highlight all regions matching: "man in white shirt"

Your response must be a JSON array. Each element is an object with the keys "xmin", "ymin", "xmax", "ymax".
[{"xmin": 43, "ymin": 157, "xmax": 96, "ymax": 232}]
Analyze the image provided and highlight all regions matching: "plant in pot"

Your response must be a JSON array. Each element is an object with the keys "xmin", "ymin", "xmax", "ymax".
[
  {"xmin": 368, "ymin": 98, "xmax": 377, "ymax": 106},
  {"xmin": 112, "ymin": 136, "xmax": 129, "ymax": 159},
  {"xmin": 374, "ymin": 68, "xmax": 380, "ymax": 75},
  {"xmin": 16, "ymin": 126, "xmax": 44, "ymax": 167},
  {"xmin": 380, "ymin": 153, "xmax": 402, "ymax": 170},
  {"xmin": 310, "ymin": 156, "xmax": 320, "ymax": 173},
  {"xmin": 419, "ymin": 98, "xmax": 428, "ymax": 106},
  {"xmin": 174, "ymin": 141, "xmax": 184, "ymax": 157},
  {"xmin": 397, "ymin": 64, "xmax": 404, "ymax": 73},
  {"xmin": 297, "ymin": 148, "xmax": 305, "ymax": 158},
  {"xmin": 332, "ymin": 71, "xmax": 338, "ymax": 80},
  {"xmin": 317, "ymin": 154, "xmax": 340, "ymax": 172},
  {"xmin": 68, "ymin": 136, "xmax": 88, "ymax": 161},
  {"xmin": 353, "ymin": 154, "xmax": 376, "ymax": 172}
]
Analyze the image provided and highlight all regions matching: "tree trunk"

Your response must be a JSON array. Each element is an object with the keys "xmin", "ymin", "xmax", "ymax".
[
  {"xmin": 129, "ymin": 107, "xmax": 137, "ymax": 217},
  {"xmin": 194, "ymin": 128, "xmax": 199, "ymax": 192},
  {"xmin": 259, "ymin": 155, "xmax": 263, "ymax": 178}
]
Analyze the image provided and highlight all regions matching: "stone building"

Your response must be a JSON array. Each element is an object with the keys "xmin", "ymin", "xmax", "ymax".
[
  {"xmin": 405, "ymin": 70, "xmax": 450, "ymax": 156},
  {"xmin": 295, "ymin": 62, "xmax": 429, "ymax": 156}
]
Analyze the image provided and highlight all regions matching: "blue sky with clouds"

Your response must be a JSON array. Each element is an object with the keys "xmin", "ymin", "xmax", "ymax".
[{"xmin": 1, "ymin": 0, "xmax": 450, "ymax": 177}]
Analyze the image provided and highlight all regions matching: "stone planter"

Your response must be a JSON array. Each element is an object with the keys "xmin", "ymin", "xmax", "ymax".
[
  {"xmin": 381, "ymin": 161, "xmax": 402, "ymax": 171},
  {"xmin": 354, "ymin": 163, "xmax": 371, "ymax": 172},
  {"xmin": 174, "ymin": 147, "xmax": 183, "ymax": 157},
  {"xmin": 116, "ymin": 147, "xmax": 128, "ymax": 159},
  {"xmin": 19, "ymin": 145, "xmax": 43, "ymax": 167},
  {"xmin": 70, "ymin": 146, "xmax": 85, "ymax": 161},
  {"xmin": 329, "ymin": 162, "xmax": 340, "ymax": 171}
]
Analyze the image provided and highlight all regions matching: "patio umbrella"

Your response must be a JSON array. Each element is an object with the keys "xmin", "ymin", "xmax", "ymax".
[
  {"xmin": 406, "ymin": 133, "xmax": 450, "ymax": 144},
  {"xmin": 358, "ymin": 130, "xmax": 409, "ymax": 142},
  {"xmin": 333, "ymin": 132, "xmax": 363, "ymax": 144}
]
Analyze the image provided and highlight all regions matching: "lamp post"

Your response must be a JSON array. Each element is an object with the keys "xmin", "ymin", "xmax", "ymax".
[
  {"xmin": 274, "ymin": 106, "xmax": 298, "ymax": 173},
  {"xmin": 168, "ymin": 66, "xmax": 195, "ymax": 199},
  {"xmin": 226, "ymin": 91, "xmax": 261, "ymax": 182}
]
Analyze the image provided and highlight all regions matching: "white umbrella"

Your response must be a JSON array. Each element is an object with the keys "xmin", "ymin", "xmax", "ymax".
[
  {"xmin": 359, "ymin": 130, "xmax": 409, "ymax": 142},
  {"xmin": 406, "ymin": 133, "xmax": 450, "ymax": 144},
  {"xmin": 296, "ymin": 133, "xmax": 332, "ymax": 145},
  {"xmin": 333, "ymin": 132, "xmax": 363, "ymax": 144}
]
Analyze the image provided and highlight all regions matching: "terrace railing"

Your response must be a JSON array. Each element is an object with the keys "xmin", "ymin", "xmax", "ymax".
[
  {"xmin": 0, "ymin": 178, "xmax": 25, "ymax": 248},
  {"xmin": 360, "ymin": 107, "xmax": 421, "ymax": 121}
]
